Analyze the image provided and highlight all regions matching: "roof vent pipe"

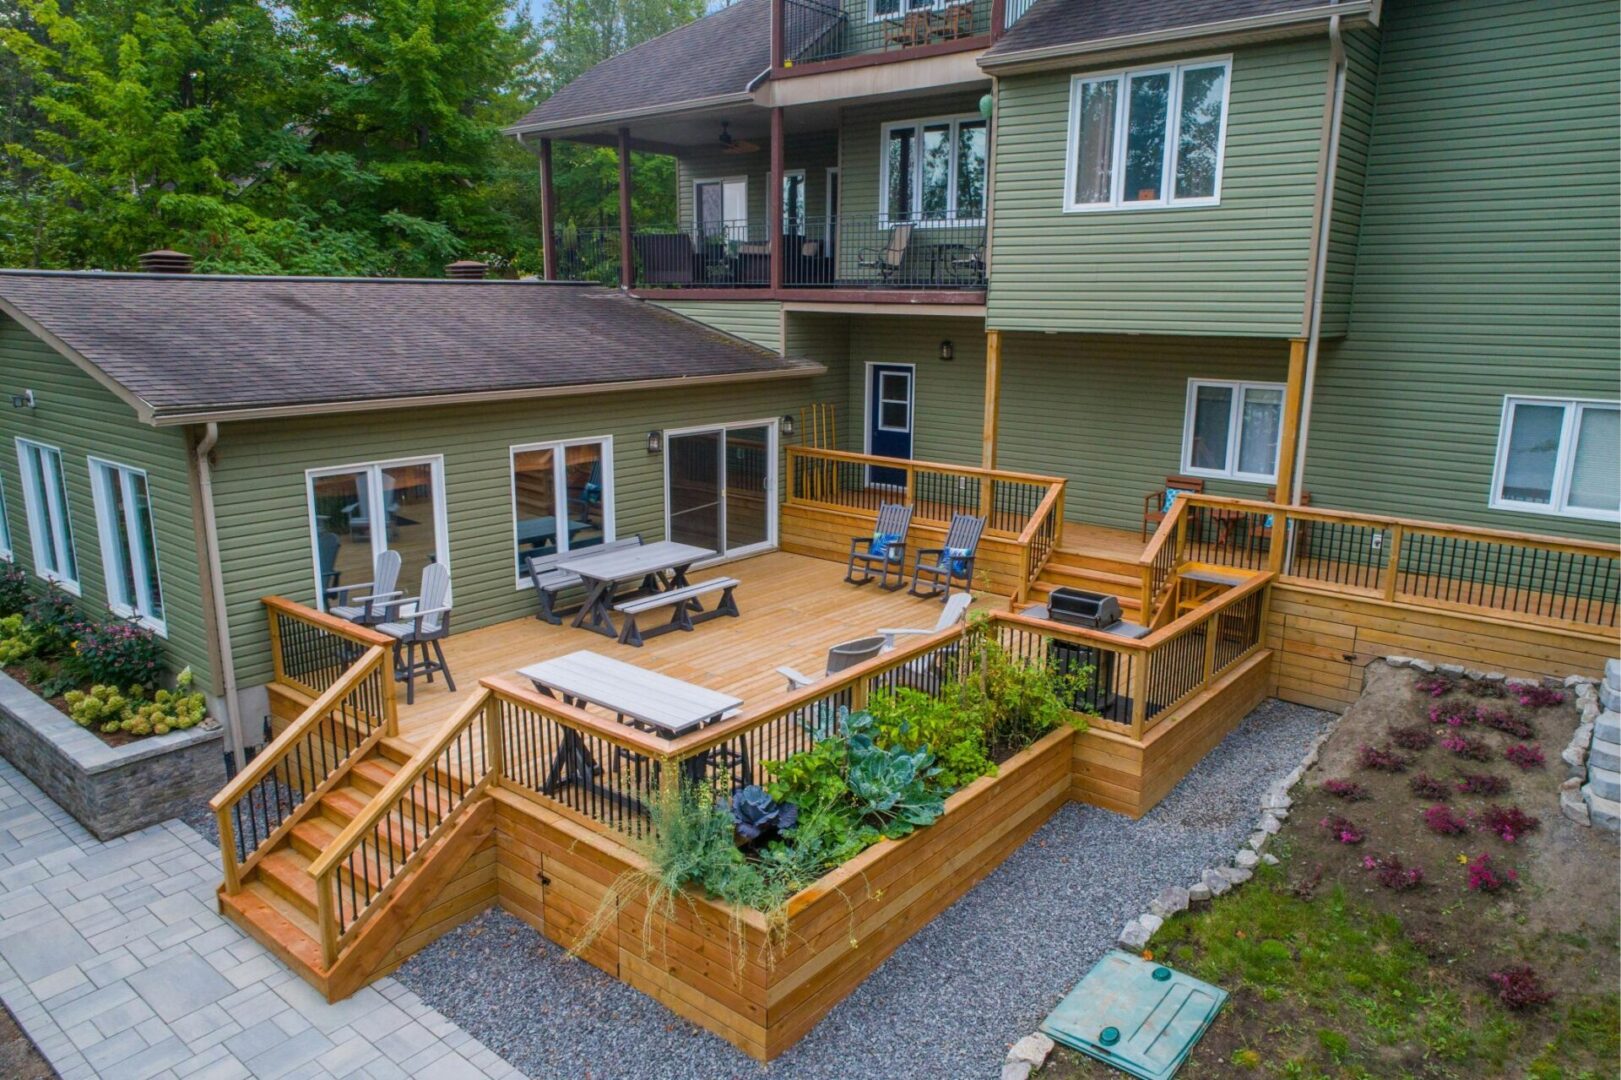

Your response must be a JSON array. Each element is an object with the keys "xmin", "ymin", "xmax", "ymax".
[
  {"xmin": 445, "ymin": 260, "xmax": 488, "ymax": 280},
  {"xmin": 138, "ymin": 249, "xmax": 194, "ymax": 274}
]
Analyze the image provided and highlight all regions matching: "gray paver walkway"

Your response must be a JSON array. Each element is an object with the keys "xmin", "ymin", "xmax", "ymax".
[{"xmin": 0, "ymin": 757, "xmax": 528, "ymax": 1080}]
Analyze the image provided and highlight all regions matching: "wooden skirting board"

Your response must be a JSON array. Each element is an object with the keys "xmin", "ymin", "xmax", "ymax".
[{"xmin": 1265, "ymin": 583, "xmax": 1615, "ymax": 713}]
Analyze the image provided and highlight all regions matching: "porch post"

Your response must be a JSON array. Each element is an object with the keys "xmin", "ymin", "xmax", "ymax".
[
  {"xmin": 981, "ymin": 328, "xmax": 1002, "ymax": 468},
  {"xmin": 539, "ymin": 137, "xmax": 558, "ymax": 280},
  {"xmin": 617, "ymin": 127, "xmax": 634, "ymax": 289},
  {"xmin": 990, "ymin": 0, "xmax": 1007, "ymax": 41},
  {"xmin": 1275, "ymin": 337, "xmax": 1308, "ymax": 505},
  {"xmin": 770, "ymin": 0, "xmax": 784, "ymax": 71},
  {"xmin": 769, "ymin": 107, "xmax": 784, "ymax": 291}
]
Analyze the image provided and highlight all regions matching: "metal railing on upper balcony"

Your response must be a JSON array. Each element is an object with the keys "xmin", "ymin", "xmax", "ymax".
[
  {"xmin": 550, "ymin": 226, "xmax": 621, "ymax": 286},
  {"xmin": 782, "ymin": 0, "xmax": 990, "ymax": 67}
]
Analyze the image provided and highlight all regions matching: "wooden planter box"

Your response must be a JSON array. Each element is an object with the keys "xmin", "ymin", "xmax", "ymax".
[
  {"xmin": 492, "ymin": 725, "xmax": 1075, "ymax": 1059},
  {"xmin": 0, "ymin": 672, "xmax": 224, "ymax": 840}
]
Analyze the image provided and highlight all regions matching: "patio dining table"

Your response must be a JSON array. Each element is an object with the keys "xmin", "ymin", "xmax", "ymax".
[
  {"xmin": 557, "ymin": 540, "xmax": 715, "ymax": 639},
  {"xmin": 517, "ymin": 650, "xmax": 744, "ymax": 809}
]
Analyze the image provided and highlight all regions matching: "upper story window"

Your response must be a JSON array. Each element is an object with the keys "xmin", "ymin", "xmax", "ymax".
[
  {"xmin": 89, "ymin": 459, "xmax": 166, "ymax": 632},
  {"xmin": 881, "ymin": 114, "xmax": 987, "ymax": 223},
  {"xmin": 1491, "ymin": 397, "xmax": 1619, "ymax": 522},
  {"xmin": 870, "ymin": 0, "xmax": 961, "ymax": 20},
  {"xmin": 1182, "ymin": 379, "xmax": 1284, "ymax": 483},
  {"xmin": 1065, "ymin": 57, "xmax": 1231, "ymax": 212},
  {"xmin": 15, "ymin": 438, "xmax": 79, "ymax": 591}
]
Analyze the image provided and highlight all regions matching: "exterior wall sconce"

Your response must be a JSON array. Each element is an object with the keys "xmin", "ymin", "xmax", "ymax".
[
  {"xmin": 938, "ymin": 340, "xmax": 954, "ymax": 362},
  {"xmin": 10, "ymin": 390, "xmax": 36, "ymax": 409},
  {"xmin": 781, "ymin": 414, "xmax": 796, "ymax": 437},
  {"xmin": 646, "ymin": 430, "xmax": 662, "ymax": 454}
]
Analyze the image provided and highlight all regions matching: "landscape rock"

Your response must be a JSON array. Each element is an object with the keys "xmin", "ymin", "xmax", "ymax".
[
  {"xmin": 1595, "ymin": 712, "xmax": 1621, "ymax": 747},
  {"xmin": 1118, "ymin": 920, "xmax": 1152, "ymax": 951},
  {"xmin": 1269, "ymin": 807, "xmax": 1290, "ymax": 821},
  {"xmin": 1575, "ymin": 682, "xmax": 1597, "ymax": 702},
  {"xmin": 1235, "ymin": 849, "xmax": 1259, "ymax": 869},
  {"xmin": 1248, "ymin": 831, "xmax": 1269, "ymax": 851},
  {"xmin": 1483, "ymin": 672, "xmax": 1506, "ymax": 682},
  {"xmin": 1261, "ymin": 792, "xmax": 1293, "ymax": 811},
  {"xmin": 1464, "ymin": 669, "xmax": 1486, "ymax": 681},
  {"xmin": 1152, "ymin": 886, "xmax": 1190, "ymax": 916},
  {"xmin": 1439, "ymin": 663, "xmax": 1465, "ymax": 677},
  {"xmin": 1007, "ymin": 1034, "xmax": 1054, "ymax": 1068},
  {"xmin": 1566, "ymin": 673, "xmax": 1592, "ymax": 688},
  {"xmin": 1260, "ymin": 853, "xmax": 1280, "ymax": 866},
  {"xmin": 1583, "ymin": 789, "xmax": 1621, "ymax": 832},
  {"xmin": 1410, "ymin": 659, "xmax": 1436, "ymax": 673},
  {"xmin": 1220, "ymin": 865, "xmax": 1254, "ymax": 885},
  {"xmin": 1562, "ymin": 742, "xmax": 1589, "ymax": 774},
  {"xmin": 1139, "ymin": 913, "xmax": 1164, "ymax": 935},
  {"xmin": 1561, "ymin": 778, "xmax": 1592, "ymax": 826},
  {"xmin": 1188, "ymin": 882, "xmax": 1212, "ymax": 903},
  {"xmin": 1259, "ymin": 813, "xmax": 1283, "ymax": 835},
  {"xmin": 1385, "ymin": 656, "xmax": 1413, "ymax": 668},
  {"xmin": 1002, "ymin": 1061, "xmax": 1033, "ymax": 1080},
  {"xmin": 1202, "ymin": 869, "xmax": 1232, "ymax": 896},
  {"xmin": 1582, "ymin": 701, "xmax": 1602, "ymax": 724}
]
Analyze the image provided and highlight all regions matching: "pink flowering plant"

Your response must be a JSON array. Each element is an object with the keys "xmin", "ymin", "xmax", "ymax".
[
  {"xmin": 1456, "ymin": 772, "xmax": 1510, "ymax": 797},
  {"xmin": 1362, "ymin": 853, "xmax": 1424, "ymax": 891},
  {"xmin": 1319, "ymin": 815, "xmax": 1365, "ymax": 845},
  {"xmin": 70, "ymin": 617, "xmax": 165, "ymax": 689},
  {"xmin": 1321, "ymin": 778, "xmax": 1370, "ymax": 801},
  {"xmin": 1414, "ymin": 673, "xmax": 1456, "ymax": 698},
  {"xmin": 1422, "ymin": 804, "xmax": 1471, "ymax": 836},
  {"xmin": 1409, "ymin": 773, "xmax": 1451, "ymax": 800},
  {"xmin": 1440, "ymin": 733, "xmax": 1493, "ymax": 762},
  {"xmin": 1465, "ymin": 852, "xmax": 1517, "ymax": 892},
  {"xmin": 1388, "ymin": 724, "xmax": 1434, "ymax": 751},
  {"xmin": 1475, "ymin": 707, "xmax": 1535, "ymax": 739},
  {"xmin": 1359, "ymin": 744, "xmax": 1409, "ymax": 773},
  {"xmin": 1512, "ymin": 684, "xmax": 1565, "ymax": 709},
  {"xmin": 1428, "ymin": 700, "xmax": 1474, "ymax": 728},
  {"xmin": 1489, "ymin": 965, "xmax": 1555, "ymax": 1010},
  {"xmin": 1479, "ymin": 805, "xmax": 1540, "ymax": 844},
  {"xmin": 1503, "ymin": 743, "xmax": 1545, "ymax": 770}
]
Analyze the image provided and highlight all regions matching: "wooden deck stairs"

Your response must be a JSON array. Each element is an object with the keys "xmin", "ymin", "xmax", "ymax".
[{"xmin": 1028, "ymin": 546, "xmax": 1146, "ymax": 620}]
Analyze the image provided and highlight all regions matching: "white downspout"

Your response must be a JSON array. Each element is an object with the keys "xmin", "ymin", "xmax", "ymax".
[
  {"xmin": 1292, "ymin": 14, "xmax": 1347, "ymax": 505},
  {"xmin": 196, "ymin": 423, "xmax": 246, "ymax": 772}
]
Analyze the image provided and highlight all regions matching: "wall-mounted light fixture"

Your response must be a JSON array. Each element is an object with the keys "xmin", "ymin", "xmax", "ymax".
[
  {"xmin": 10, "ymin": 390, "xmax": 36, "ymax": 409},
  {"xmin": 938, "ymin": 340, "xmax": 954, "ymax": 362},
  {"xmin": 646, "ymin": 429, "xmax": 662, "ymax": 454},
  {"xmin": 781, "ymin": 414, "xmax": 796, "ymax": 437}
]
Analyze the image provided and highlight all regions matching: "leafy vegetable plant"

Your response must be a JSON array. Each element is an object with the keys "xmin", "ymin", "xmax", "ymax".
[{"xmin": 730, "ymin": 786, "xmax": 797, "ymax": 844}]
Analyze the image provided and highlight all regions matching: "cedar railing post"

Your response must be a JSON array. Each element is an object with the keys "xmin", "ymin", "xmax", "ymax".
[
  {"xmin": 617, "ymin": 127, "xmax": 634, "ymax": 290},
  {"xmin": 1201, "ymin": 612, "xmax": 1219, "ymax": 688},
  {"xmin": 267, "ymin": 607, "xmax": 286, "ymax": 687},
  {"xmin": 539, "ymin": 137, "xmax": 558, "ymax": 280},
  {"xmin": 218, "ymin": 809, "xmax": 241, "ymax": 893},
  {"xmin": 317, "ymin": 869, "xmax": 338, "ymax": 967},
  {"xmin": 1383, "ymin": 525, "xmax": 1405, "ymax": 602},
  {"xmin": 482, "ymin": 694, "xmax": 504, "ymax": 786},
  {"xmin": 1130, "ymin": 656, "xmax": 1149, "ymax": 740}
]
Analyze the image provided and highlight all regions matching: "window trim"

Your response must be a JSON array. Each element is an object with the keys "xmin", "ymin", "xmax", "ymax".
[
  {"xmin": 87, "ymin": 457, "xmax": 167, "ymax": 635},
  {"xmin": 692, "ymin": 175, "xmax": 749, "ymax": 237},
  {"xmin": 0, "ymin": 474, "xmax": 12, "ymax": 562},
  {"xmin": 867, "ymin": 0, "xmax": 971, "ymax": 24},
  {"xmin": 14, "ymin": 438, "xmax": 79, "ymax": 593},
  {"xmin": 1489, "ymin": 396, "xmax": 1620, "ymax": 523},
  {"xmin": 304, "ymin": 455, "xmax": 450, "ymax": 611},
  {"xmin": 508, "ymin": 436, "xmax": 616, "ymax": 590},
  {"xmin": 782, "ymin": 169, "xmax": 807, "ymax": 235},
  {"xmin": 878, "ymin": 112, "xmax": 989, "ymax": 226},
  {"xmin": 1180, "ymin": 379, "xmax": 1286, "ymax": 483},
  {"xmin": 1064, "ymin": 55, "xmax": 1233, "ymax": 213}
]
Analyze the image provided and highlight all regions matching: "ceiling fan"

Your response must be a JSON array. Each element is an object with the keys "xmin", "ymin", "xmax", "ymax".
[{"xmin": 718, "ymin": 121, "xmax": 760, "ymax": 155}]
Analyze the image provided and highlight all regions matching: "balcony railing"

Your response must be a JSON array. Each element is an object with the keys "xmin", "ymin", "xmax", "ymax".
[
  {"xmin": 783, "ymin": 0, "xmax": 990, "ymax": 67},
  {"xmin": 551, "ymin": 226, "xmax": 621, "ymax": 286}
]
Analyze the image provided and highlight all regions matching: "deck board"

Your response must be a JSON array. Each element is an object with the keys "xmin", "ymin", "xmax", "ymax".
[{"xmin": 394, "ymin": 551, "xmax": 987, "ymax": 747}]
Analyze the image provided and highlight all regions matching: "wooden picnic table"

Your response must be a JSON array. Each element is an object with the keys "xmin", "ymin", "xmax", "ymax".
[
  {"xmin": 518, "ymin": 651, "xmax": 744, "ymax": 808},
  {"xmin": 557, "ymin": 540, "xmax": 715, "ymax": 639}
]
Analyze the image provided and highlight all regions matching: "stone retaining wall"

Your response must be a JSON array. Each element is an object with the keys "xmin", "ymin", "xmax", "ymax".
[{"xmin": 0, "ymin": 673, "xmax": 224, "ymax": 840}]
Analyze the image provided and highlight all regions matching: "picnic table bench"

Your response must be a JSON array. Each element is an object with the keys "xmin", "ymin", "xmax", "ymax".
[
  {"xmin": 613, "ymin": 577, "xmax": 740, "ymax": 646},
  {"xmin": 558, "ymin": 540, "xmax": 717, "ymax": 641},
  {"xmin": 526, "ymin": 535, "xmax": 642, "ymax": 624}
]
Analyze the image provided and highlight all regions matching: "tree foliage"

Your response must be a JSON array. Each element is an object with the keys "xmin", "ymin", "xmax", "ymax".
[{"xmin": 0, "ymin": 0, "xmax": 707, "ymax": 274}]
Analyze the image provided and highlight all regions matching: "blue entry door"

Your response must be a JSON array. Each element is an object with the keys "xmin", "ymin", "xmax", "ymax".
[{"xmin": 867, "ymin": 364, "xmax": 914, "ymax": 487}]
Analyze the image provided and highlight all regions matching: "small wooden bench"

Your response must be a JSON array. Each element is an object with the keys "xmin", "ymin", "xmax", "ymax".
[
  {"xmin": 527, "ymin": 536, "xmax": 642, "ymax": 624},
  {"xmin": 613, "ymin": 577, "xmax": 740, "ymax": 647}
]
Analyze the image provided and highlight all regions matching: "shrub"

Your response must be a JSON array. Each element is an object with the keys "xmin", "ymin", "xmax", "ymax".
[
  {"xmin": 1465, "ymin": 852, "xmax": 1517, "ymax": 892},
  {"xmin": 1358, "ymin": 744, "xmax": 1409, "ymax": 772},
  {"xmin": 1503, "ymin": 743, "xmax": 1545, "ymax": 770},
  {"xmin": 71, "ymin": 617, "xmax": 164, "ymax": 689},
  {"xmin": 1466, "ymin": 677, "xmax": 1509, "ymax": 700},
  {"xmin": 1414, "ymin": 673, "xmax": 1456, "ymax": 698},
  {"xmin": 1456, "ymin": 772, "xmax": 1510, "ymax": 797},
  {"xmin": 1422, "ymin": 804, "xmax": 1471, "ymax": 836},
  {"xmin": 957, "ymin": 614, "xmax": 1090, "ymax": 753},
  {"xmin": 730, "ymin": 786, "xmax": 797, "ymax": 845},
  {"xmin": 67, "ymin": 669, "xmax": 208, "ymax": 737},
  {"xmin": 0, "ymin": 565, "xmax": 27, "ymax": 617},
  {"xmin": 1488, "ymin": 965, "xmax": 1555, "ymax": 1010},
  {"xmin": 1321, "ymin": 778, "xmax": 1369, "ymax": 801},
  {"xmin": 25, "ymin": 586, "xmax": 79, "ymax": 657},
  {"xmin": 1512, "ymin": 683, "xmax": 1565, "ymax": 709},
  {"xmin": 0, "ymin": 614, "xmax": 38, "ymax": 666},
  {"xmin": 867, "ymin": 687, "xmax": 995, "ymax": 790},
  {"xmin": 1475, "ymin": 707, "xmax": 1535, "ymax": 739},
  {"xmin": 1362, "ymin": 853, "xmax": 1424, "ymax": 890},
  {"xmin": 1479, "ymin": 805, "xmax": 1540, "ymax": 844},
  {"xmin": 1388, "ymin": 723, "xmax": 1434, "ymax": 751},
  {"xmin": 63, "ymin": 684, "xmax": 129, "ymax": 729},
  {"xmin": 1440, "ymin": 733, "xmax": 1493, "ymax": 761},
  {"xmin": 1428, "ymin": 699, "xmax": 1474, "ymax": 728},
  {"xmin": 1409, "ymin": 773, "xmax": 1451, "ymax": 800},
  {"xmin": 1318, "ymin": 815, "xmax": 1364, "ymax": 845}
]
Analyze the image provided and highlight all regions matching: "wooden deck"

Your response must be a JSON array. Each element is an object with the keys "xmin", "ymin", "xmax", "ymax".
[
  {"xmin": 393, "ymin": 550, "xmax": 990, "ymax": 747},
  {"xmin": 1059, "ymin": 521, "xmax": 1147, "ymax": 561}
]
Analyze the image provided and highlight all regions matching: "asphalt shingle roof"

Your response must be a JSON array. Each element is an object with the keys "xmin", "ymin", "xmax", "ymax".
[
  {"xmin": 985, "ymin": 0, "xmax": 1333, "ymax": 62},
  {"xmin": 0, "ymin": 272, "xmax": 821, "ymax": 423},
  {"xmin": 509, "ymin": 0, "xmax": 771, "ymax": 133}
]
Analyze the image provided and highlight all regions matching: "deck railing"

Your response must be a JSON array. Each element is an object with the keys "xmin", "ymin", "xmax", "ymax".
[
  {"xmin": 786, "ymin": 447, "xmax": 1064, "ymax": 538},
  {"xmin": 799, "ymin": 213, "xmax": 986, "ymax": 290},
  {"xmin": 551, "ymin": 226, "xmax": 621, "ymax": 286},
  {"xmin": 1172, "ymin": 495, "xmax": 1619, "ymax": 631},
  {"xmin": 1137, "ymin": 496, "xmax": 1189, "ymax": 627},
  {"xmin": 1017, "ymin": 481, "xmax": 1065, "ymax": 602},
  {"xmin": 782, "ymin": 0, "xmax": 989, "ymax": 67},
  {"xmin": 211, "ymin": 642, "xmax": 394, "ymax": 894},
  {"xmin": 265, "ymin": 596, "xmax": 394, "ymax": 702},
  {"xmin": 306, "ymin": 694, "xmax": 495, "ymax": 965}
]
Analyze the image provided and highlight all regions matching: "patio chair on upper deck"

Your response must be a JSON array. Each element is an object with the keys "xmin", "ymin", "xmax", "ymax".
[
  {"xmin": 845, "ymin": 502, "xmax": 914, "ymax": 590},
  {"xmin": 376, "ymin": 562, "xmax": 456, "ymax": 705},
  {"xmin": 326, "ymin": 549, "xmax": 401, "ymax": 626},
  {"xmin": 1142, "ymin": 475, "xmax": 1205, "ymax": 540},
  {"xmin": 940, "ymin": 0, "xmax": 976, "ymax": 40},
  {"xmin": 856, "ymin": 223, "xmax": 913, "ymax": 283},
  {"xmin": 909, "ymin": 513, "xmax": 986, "ymax": 601}
]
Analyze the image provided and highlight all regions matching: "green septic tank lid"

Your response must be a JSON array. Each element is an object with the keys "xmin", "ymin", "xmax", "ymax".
[{"xmin": 1040, "ymin": 951, "xmax": 1228, "ymax": 1080}]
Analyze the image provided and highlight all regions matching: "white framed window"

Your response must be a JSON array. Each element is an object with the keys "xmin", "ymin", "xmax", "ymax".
[
  {"xmin": 0, "ymin": 475, "xmax": 12, "ymax": 561},
  {"xmin": 1490, "ymin": 397, "xmax": 1619, "ymax": 522},
  {"xmin": 510, "ymin": 437, "xmax": 614, "ymax": 586},
  {"xmin": 693, "ymin": 176, "xmax": 748, "ymax": 240},
  {"xmin": 1181, "ymin": 380, "xmax": 1285, "ymax": 483},
  {"xmin": 88, "ymin": 459, "xmax": 166, "ymax": 633},
  {"xmin": 782, "ymin": 170, "xmax": 807, "ymax": 236},
  {"xmin": 869, "ymin": 0, "xmax": 969, "ymax": 21},
  {"xmin": 880, "ymin": 114, "xmax": 988, "ymax": 224},
  {"xmin": 306, "ymin": 456, "xmax": 449, "ymax": 611},
  {"xmin": 1065, "ymin": 56, "xmax": 1231, "ymax": 212},
  {"xmin": 14, "ymin": 439, "xmax": 78, "ymax": 592}
]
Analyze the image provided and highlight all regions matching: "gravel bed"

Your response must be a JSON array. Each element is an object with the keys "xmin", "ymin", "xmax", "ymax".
[{"xmin": 394, "ymin": 698, "xmax": 1334, "ymax": 1080}]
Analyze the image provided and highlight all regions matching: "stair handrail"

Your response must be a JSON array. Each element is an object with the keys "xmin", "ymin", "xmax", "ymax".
[
  {"xmin": 1137, "ymin": 495, "xmax": 1189, "ymax": 627},
  {"xmin": 210, "ymin": 645, "xmax": 393, "ymax": 894},
  {"xmin": 306, "ymin": 688, "xmax": 497, "ymax": 966},
  {"xmin": 1015, "ymin": 478, "xmax": 1066, "ymax": 603}
]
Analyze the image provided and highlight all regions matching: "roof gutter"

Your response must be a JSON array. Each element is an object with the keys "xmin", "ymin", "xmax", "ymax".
[
  {"xmin": 979, "ymin": 0, "xmax": 1375, "ymax": 74},
  {"xmin": 503, "ymin": 91, "xmax": 755, "ymax": 139},
  {"xmin": 194, "ymin": 422, "xmax": 247, "ymax": 773}
]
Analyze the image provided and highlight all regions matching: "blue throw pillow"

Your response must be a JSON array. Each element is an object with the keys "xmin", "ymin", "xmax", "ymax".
[
  {"xmin": 1263, "ymin": 514, "xmax": 1274, "ymax": 528},
  {"xmin": 869, "ymin": 531, "xmax": 897, "ymax": 556},
  {"xmin": 946, "ymin": 546, "xmax": 971, "ymax": 576},
  {"xmin": 1162, "ymin": 487, "xmax": 1193, "ymax": 514}
]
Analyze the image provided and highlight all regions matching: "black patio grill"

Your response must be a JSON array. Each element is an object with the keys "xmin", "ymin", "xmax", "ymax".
[{"xmin": 1046, "ymin": 587, "xmax": 1123, "ymax": 631}]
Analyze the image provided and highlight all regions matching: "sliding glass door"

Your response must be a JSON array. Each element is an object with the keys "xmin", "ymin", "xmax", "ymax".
[
  {"xmin": 308, "ymin": 456, "xmax": 448, "ymax": 609},
  {"xmin": 665, "ymin": 421, "xmax": 776, "ymax": 559}
]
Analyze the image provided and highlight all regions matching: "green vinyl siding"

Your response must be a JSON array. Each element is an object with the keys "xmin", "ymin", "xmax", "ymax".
[
  {"xmin": 846, "ymin": 315, "xmax": 985, "ymax": 465},
  {"xmin": 988, "ymin": 39, "xmax": 1328, "ymax": 337},
  {"xmin": 209, "ymin": 376, "xmax": 829, "ymax": 689},
  {"xmin": 1304, "ymin": 0, "xmax": 1620, "ymax": 541},
  {"xmin": 784, "ymin": 311, "xmax": 855, "ymax": 446},
  {"xmin": 653, "ymin": 300, "xmax": 783, "ymax": 352},
  {"xmin": 1319, "ymin": 27, "xmax": 1382, "ymax": 336},
  {"xmin": 0, "ymin": 318, "xmax": 213, "ymax": 690},
  {"xmin": 994, "ymin": 333, "xmax": 1291, "ymax": 532}
]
